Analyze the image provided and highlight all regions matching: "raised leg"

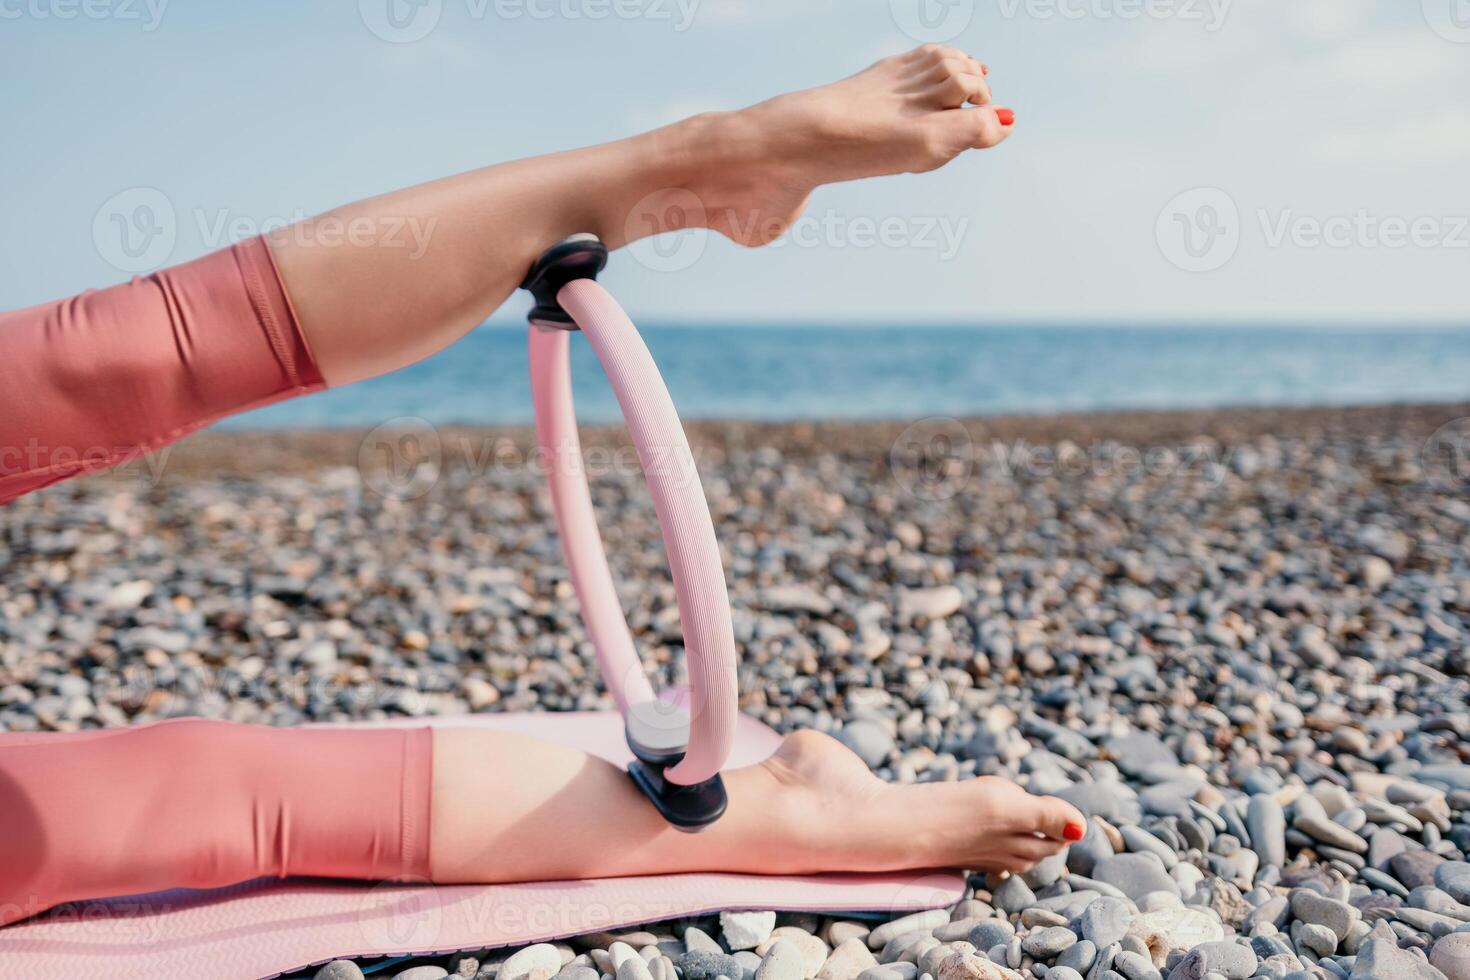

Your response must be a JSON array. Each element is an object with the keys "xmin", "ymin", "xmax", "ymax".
[{"xmin": 270, "ymin": 44, "xmax": 1013, "ymax": 386}]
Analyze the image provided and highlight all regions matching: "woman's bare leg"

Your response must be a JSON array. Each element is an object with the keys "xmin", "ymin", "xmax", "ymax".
[
  {"xmin": 0, "ymin": 722, "xmax": 1082, "ymax": 924},
  {"xmin": 270, "ymin": 44, "xmax": 1013, "ymax": 386},
  {"xmin": 430, "ymin": 729, "xmax": 1084, "ymax": 883}
]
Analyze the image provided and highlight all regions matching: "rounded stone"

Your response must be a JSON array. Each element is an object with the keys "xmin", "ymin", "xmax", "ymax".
[
  {"xmin": 1437, "ymin": 863, "xmax": 1470, "ymax": 904},
  {"xmin": 1092, "ymin": 853, "xmax": 1180, "ymax": 901},
  {"xmin": 1079, "ymin": 897, "xmax": 1133, "ymax": 949},
  {"xmin": 1430, "ymin": 932, "xmax": 1470, "ymax": 980},
  {"xmin": 1191, "ymin": 941, "xmax": 1257, "ymax": 980},
  {"xmin": 722, "ymin": 911, "xmax": 778, "ymax": 951},
  {"xmin": 1020, "ymin": 926, "xmax": 1076, "ymax": 960},
  {"xmin": 315, "ymin": 963, "xmax": 367, "ymax": 980},
  {"xmin": 965, "ymin": 921, "xmax": 1014, "ymax": 952},
  {"xmin": 868, "ymin": 911, "xmax": 948, "ymax": 950},
  {"xmin": 502, "ymin": 945, "xmax": 565, "ymax": 980},
  {"xmin": 682, "ymin": 949, "xmax": 748, "ymax": 980},
  {"xmin": 1056, "ymin": 939, "xmax": 1096, "ymax": 973},
  {"xmin": 816, "ymin": 938, "xmax": 878, "ymax": 980},
  {"xmin": 753, "ymin": 941, "xmax": 804, "ymax": 980}
]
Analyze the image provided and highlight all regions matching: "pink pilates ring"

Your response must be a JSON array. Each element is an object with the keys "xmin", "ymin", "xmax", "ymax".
[{"xmin": 522, "ymin": 235, "xmax": 737, "ymax": 830}]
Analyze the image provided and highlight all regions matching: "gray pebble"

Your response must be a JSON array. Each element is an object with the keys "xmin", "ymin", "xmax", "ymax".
[
  {"xmin": 1113, "ymin": 949, "xmax": 1163, "ymax": 980},
  {"xmin": 1296, "ymin": 922, "xmax": 1338, "ymax": 958},
  {"xmin": 1430, "ymin": 933, "xmax": 1470, "ymax": 980},
  {"xmin": 1191, "ymin": 941, "xmax": 1257, "ymax": 980},
  {"xmin": 1080, "ymin": 897, "xmax": 1133, "ymax": 949},
  {"xmin": 1247, "ymin": 796, "xmax": 1288, "ymax": 869},
  {"xmin": 1021, "ymin": 926, "xmax": 1077, "ymax": 959},
  {"xmin": 754, "ymin": 941, "xmax": 804, "ymax": 980},
  {"xmin": 681, "ymin": 950, "xmax": 746, "ymax": 980},
  {"xmin": 1057, "ymin": 940, "xmax": 1096, "ymax": 973},
  {"xmin": 1291, "ymin": 890, "xmax": 1361, "ymax": 943},
  {"xmin": 1296, "ymin": 814, "xmax": 1369, "ymax": 855},
  {"xmin": 1437, "ymin": 863, "xmax": 1470, "ymax": 904},
  {"xmin": 1351, "ymin": 936, "xmax": 1448, "ymax": 978},
  {"xmin": 1093, "ymin": 853, "xmax": 1180, "ymax": 901},
  {"xmin": 991, "ymin": 875, "xmax": 1037, "ymax": 915},
  {"xmin": 855, "ymin": 967, "xmax": 915, "ymax": 980},
  {"xmin": 685, "ymin": 928, "xmax": 723, "ymax": 954},
  {"xmin": 868, "ymin": 911, "xmax": 948, "ymax": 950},
  {"xmin": 966, "ymin": 921, "xmax": 1014, "ymax": 951},
  {"xmin": 315, "ymin": 963, "xmax": 367, "ymax": 980}
]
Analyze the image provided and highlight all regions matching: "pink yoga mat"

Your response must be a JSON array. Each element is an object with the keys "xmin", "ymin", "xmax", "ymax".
[{"xmin": 0, "ymin": 712, "xmax": 965, "ymax": 980}]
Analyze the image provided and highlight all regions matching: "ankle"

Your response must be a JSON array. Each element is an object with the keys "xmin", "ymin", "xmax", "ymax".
[{"xmin": 624, "ymin": 108, "xmax": 797, "ymax": 240}]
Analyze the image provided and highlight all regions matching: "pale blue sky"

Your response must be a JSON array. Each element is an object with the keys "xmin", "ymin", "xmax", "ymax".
[{"xmin": 2, "ymin": 0, "xmax": 1466, "ymax": 324}]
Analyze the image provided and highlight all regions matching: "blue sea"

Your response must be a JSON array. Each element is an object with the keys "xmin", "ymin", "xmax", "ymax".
[{"xmin": 231, "ymin": 324, "xmax": 1470, "ymax": 428}]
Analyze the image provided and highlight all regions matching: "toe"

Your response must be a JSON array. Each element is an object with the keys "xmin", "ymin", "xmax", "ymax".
[
  {"xmin": 1031, "ymin": 795, "xmax": 1087, "ymax": 842},
  {"xmin": 949, "ymin": 106, "xmax": 1015, "ymax": 149},
  {"xmin": 927, "ymin": 70, "xmax": 992, "ymax": 110},
  {"xmin": 1016, "ymin": 833, "xmax": 1068, "ymax": 857},
  {"xmin": 994, "ymin": 836, "xmax": 1065, "ymax": 873}
]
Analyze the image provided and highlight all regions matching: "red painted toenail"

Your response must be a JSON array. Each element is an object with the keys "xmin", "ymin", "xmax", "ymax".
[
  {"xmin": 1064, "ymin": 821, "xmax": 1084, "ymax": 841},
  {"xmin": 995, "ymin": 108, "xmax": 1015, "ymax": 126}
]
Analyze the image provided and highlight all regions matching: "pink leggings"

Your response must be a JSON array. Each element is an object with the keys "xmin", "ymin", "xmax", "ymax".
[
  {"xmin": 0, "ymin": 241, "xmax": 434, "ymax": 925},
  {"xmin": 0, "ymin": 236, "xmax": 323, "ymax": 504},
  {"xmin": 0, "ymin": 719, "xmax": 434, "ymax": 926}
]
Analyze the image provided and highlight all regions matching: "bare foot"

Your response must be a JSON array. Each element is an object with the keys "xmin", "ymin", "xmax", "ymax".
[
  {"xmin": 754, "ymin": 730, "xmax": 1085, "ymax": 875},
  {"xmin": 620, "ymin": 44, "xmax": 1015, "ymax": 249}
]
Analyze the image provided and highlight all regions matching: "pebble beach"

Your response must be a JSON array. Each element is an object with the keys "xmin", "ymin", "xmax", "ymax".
[{"xmin": 2, "ymin": 401, "xmax": 1469, "ymax": 980}]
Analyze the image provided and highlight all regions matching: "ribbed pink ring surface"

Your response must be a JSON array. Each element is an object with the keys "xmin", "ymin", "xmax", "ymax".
[{"xmin": 528, "ymin": 278, "xmax": 738, "ymax": 786}]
